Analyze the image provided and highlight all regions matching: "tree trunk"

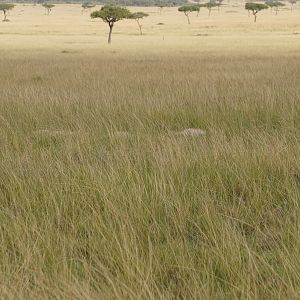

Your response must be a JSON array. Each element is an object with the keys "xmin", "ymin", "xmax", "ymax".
[
  {"xmin": 137, "ymin": 20, "xmax": 142, "ymax": 35},
  {"xmin": 209, "ymin": 8, "xmax": 211, "ymax": 16},
  {"xmin": 185, "ymin": 13, "xmax": 190, "ymax": 24},
  {"xmin": 3, "ymin": 10, "xmax": 7, "ymax": 21},
  {"xmin": 108, "ymin": 24, "xmax": 113, "ymax": 44},
  {"xmin": 254, "ymin": 13, "xmax": 257, "ymax": 22}
]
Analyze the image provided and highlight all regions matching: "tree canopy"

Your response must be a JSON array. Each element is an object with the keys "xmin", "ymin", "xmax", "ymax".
[
  {"xmin": 267, "ymin": 1, "xmax": 285, "ymax": 14},
  {"xmin": 194, "ymin": 3, "xmax": 205, "ymax": 16},
  {"xmin": 91, "ymin": 5, "xmax": 131, "ymax": 23},
  {"xmin": 288, "ymin": 0, "xmax": 297, "ymax": 5},
  {"xmin": 245, "ymin": 3, "xmax": 269, "ymax": 12},
  {"xmin": 178, "ymin": 4, "xmax": 199, "ymax": 12},
  {"xmin": 265, "ymin": 0, "xmax": 285, "ymax": 11},
  {"xmin": 129, "ymin": 11, "xmax": 149, "ymax": 19},
  {"xmin": 288, "ymin": 0, "xmax": 297, "ymax": 10},
  {"xmin": 0, "ymin": 3, "xmax": 14, "ymax": 11},
  {"xmin": 42, "ymin": 3, "xmax": 55, "ymax": 9}
]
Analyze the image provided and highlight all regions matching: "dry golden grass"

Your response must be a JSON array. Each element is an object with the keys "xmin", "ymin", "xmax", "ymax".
[
  {"xmin": 0, "ymin": 3, "xmax": 300, "ymax": 299},
  {"xmin": 1, "ymin": 3, "xmax": 300, "ymax": 54}
]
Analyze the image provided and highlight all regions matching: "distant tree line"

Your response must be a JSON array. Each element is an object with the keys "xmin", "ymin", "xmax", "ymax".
[
  {"xmin": 8, "ymin": 0, "xmax": 187, "ymax": 6},
  {"xmin": 97, "ymin": 0, "xmax": 187, "ymax": 6}
]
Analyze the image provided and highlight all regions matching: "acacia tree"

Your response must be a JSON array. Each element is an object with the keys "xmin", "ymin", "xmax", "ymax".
[
  {"xmin": 205, "ymin": 1, "xmax": 218, "ymax": 16},
  {"xmin": 245, "ymin": 3, "xmax": 268, "ymax": 22},
  {"xmin": 91, "ymin": 5, "xmax": 131, "ymax": 44},
  {"xmin": 195, "ymin": 3, "xmax": 205, "ymax": 16},
  {"xmin": 178, "ymin": 5, "xmax": 198, "ymax": 24},
  {"xmin": 129, "ymin": 12, "xmax": 149, "ymax": 35},
  {"xmin": 34, "ymin": 0, "xmax": 44, "ymax": 4},
  {"xmin": 42, "ymin": 3, "xmax": 55, "ymax": 15},
  {"xmin": 265, "ymin": 0, "xmax": 275, "ymax": 11},
  {"xmin": 266, "ymin": 0, "xmax": 285, "ymax": 14},
  {"xmin": 216, "ymin": 0, "xmax": 224, "ymax": 11},
  {"xmin": 288, "ymin": 0, "xmax": 297, "ymax": 11},
  {"xmin": 82, "ymin": 2, "xmax": 95, "ymax": 13},
  {"xmin": 273, "ymin": 1, "xmax": 285, "ymax": 14},
  {"xmin": 0, "ymin": 4, "xmax": 14, "ymax": 22},
  {"xmin": 157, "ymin": 1, "xmax": 164, "ymax": 14}
]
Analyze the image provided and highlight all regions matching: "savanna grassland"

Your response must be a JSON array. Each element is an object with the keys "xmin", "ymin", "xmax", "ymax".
[{"xmin": 1, "ymin": 2, "xmax": 300, "ymax": 299}]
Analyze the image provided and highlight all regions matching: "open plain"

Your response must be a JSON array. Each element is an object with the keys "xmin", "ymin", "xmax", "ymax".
[{"xmin": 1, "ymin": 3, "xmax": 300, "ymax": 299}]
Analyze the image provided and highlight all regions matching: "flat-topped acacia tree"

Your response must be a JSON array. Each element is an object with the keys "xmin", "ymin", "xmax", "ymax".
[
  {"xmin": 205, "ymin": 1, "xmax": 218, "ymax": 16},
  {"xmin": 157, "ymin": 1, "xmax": 164, "ymax": 14},
  {"xmin": 129, "ymin": 12, "xmax": 149, "ymax": 35},
  {"xmin": 42, "ymin": 3, "xmax": 55, "ymax": 15},
  {"xmin": 265, "ymin": 0, "xmax": 275, "ymax": 11},
  {"xmin": 195, "ymin": 3, "xmax": 205, "ymax": 16},
  {"xmin": 33, "ymin": 0, "xmax": 44, "ymax": 5},
  {"xmin": 265, "ymin": 0, "xmax": 285, "ymax": 14},
  {"xmin": 178, "ymin": 5, "xmax": 198, "ymax": 24},
  {"xmin": 216, "ymin": 0, "xmax": 224, "ymax": 11},
  {"xmin": 273, "ymin": 1, "xmax": 285, "ymax": 14},
  {"xmin": 245, "ymin": 3, "xmax": 268, "ymax": 22},
  {"xmin": 0, "ymin": 4, "xmax": 14, "ymax": 22},
  {"xmin": 193, "ymin": 0, "xmax": 201, "ymax": 10},
  {"xmin": 91, "ymin": 5, "xmax": 131, "ymax": 44},
  {"xmin": 288, "ymin": 0, "xmax": 297, "ymax": 11}
]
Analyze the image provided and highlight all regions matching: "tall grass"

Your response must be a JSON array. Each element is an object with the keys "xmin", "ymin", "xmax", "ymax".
[{"xmin": 0, "ymin": 53, "xmax": 300, "ymax": 299}]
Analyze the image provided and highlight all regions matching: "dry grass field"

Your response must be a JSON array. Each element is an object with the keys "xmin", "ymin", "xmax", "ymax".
[{"xmin": 1, "ymin": 2, "xmax": 300, "ymax": 299}]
